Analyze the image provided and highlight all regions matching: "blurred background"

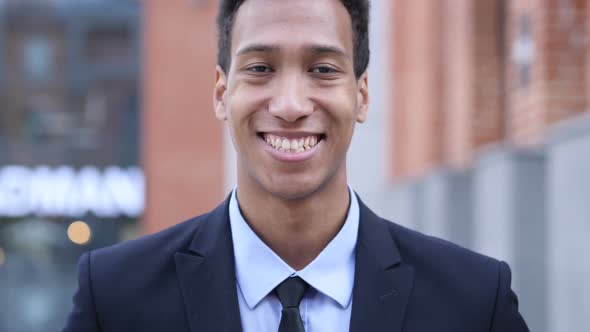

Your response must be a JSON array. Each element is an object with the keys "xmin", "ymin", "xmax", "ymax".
[{"xmin": 0, "ymin": 0, "xmax": 588, "ymax": 331}]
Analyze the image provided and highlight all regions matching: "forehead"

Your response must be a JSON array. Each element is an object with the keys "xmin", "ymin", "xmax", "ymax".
[{"xmin": 231, "ymin": 0, "xmax": 353, "ymax": 56}]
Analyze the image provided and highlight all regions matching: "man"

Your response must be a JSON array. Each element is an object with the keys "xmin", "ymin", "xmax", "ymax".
[{"xmin": 63, "ymin": 0, "xmax": 529, "ymax": 331}]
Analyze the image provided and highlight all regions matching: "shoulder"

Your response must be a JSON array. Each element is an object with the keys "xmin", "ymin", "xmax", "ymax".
[
  {"xmin": 92, "ymin": 212, "xmax": 206, "ymax": 265},
  {"xmin": 356, "ymin": 195, "xmax": 501, "ymax": 288},
  {"xmin": 78, "ymin": 209, "xmax": 215, "ymax": 318},
  {"xmin": 86, "ymin": 208, "xmax": 216, "ymax": 292},
  {"xmin": 385, "ymin": 219, "xmax": 528, "ymax": 330},
  {"xmin": 384, "ymin": 219, "xmax": 502, "ymax": 295},
  {"xmin": 386, "ymin": 220, "xmax": 499, "ymax": 274},
  {"xmin": 384, "ymin": 218, "xmax": 507, "ymax": 324}
]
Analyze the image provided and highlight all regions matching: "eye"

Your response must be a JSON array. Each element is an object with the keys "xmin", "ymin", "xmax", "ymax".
[
  {"xmin": 246, "ymin": 65, "xmax": 273, "ymax": 73},
  {"xmin": 310, "ymin": 66, "xmax": 338, "ymax": 74}
]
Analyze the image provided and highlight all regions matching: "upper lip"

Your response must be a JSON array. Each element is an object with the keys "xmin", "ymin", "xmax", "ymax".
[{"xmin": 258, "ymin": 131, "xmax": 324, "ymax": 139}]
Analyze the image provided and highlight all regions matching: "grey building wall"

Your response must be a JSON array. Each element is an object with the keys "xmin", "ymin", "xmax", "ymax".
[
  {"xmin": 383, "ymin": 147, "xmax": 548, "ymax": 331},
  {"xmin": 381, "ymin": 181, "xmax": 422, "ymax": 230},
  {"xmin": 381, "ymin": 118, "xmax": 590, "ymax": 332},
  {"xmin": 472, "ymin": 146, "xmax": 547, "ymax": 332},
  {"xmin": 421, "ymin": 169, "xmax": 473, "ymax": 248},
  {"xmin": 546, "ymin": 114, "xmax": 590, "ymax": 332}
]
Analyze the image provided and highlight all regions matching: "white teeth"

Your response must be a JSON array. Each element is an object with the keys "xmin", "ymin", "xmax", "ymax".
[
  {"xmin": 263, "ymin": 134, "xmax": 321, "ymax": 153},
  {"xmin": 310, "ymin": 137, "xmax": 317, "ymax": 147},
  {"xmin": 281, "ymin": 139, "xmax": 290, "ymax": 150}
]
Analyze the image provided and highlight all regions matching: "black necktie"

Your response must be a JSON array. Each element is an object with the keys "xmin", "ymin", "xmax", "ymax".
[{"xmin": 274, "ymin": 277, "xmax": 309, "ymax": 332}]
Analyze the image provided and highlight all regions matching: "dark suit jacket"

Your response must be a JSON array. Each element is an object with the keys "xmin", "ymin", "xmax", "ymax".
[{"xmin": 63, "ymin": 195, "xmax": 529, "ymax": 331}]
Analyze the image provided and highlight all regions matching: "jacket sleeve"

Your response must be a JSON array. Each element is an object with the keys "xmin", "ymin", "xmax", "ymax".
[
  {"xmin": 62, "ymin": 252, "xmax": 101, "ymax": 332},
  {"xmin": 489, "ymin": 261, "xmax": 530, "ymax": 332}
]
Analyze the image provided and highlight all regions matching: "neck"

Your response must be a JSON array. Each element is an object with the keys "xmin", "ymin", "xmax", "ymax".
[{"xmin": 236, "ymin": 171, "xmax": 350, "ymax": 271}]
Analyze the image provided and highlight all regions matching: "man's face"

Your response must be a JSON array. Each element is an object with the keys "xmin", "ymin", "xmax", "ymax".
[{"xmin": 214, "ymin": 0, "xmax": 369, "ymax": 200}]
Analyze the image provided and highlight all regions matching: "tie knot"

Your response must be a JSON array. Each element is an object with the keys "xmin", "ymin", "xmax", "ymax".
[{"xmin": 274, "ymin": 277, "xmax": 309, "ymax": 308}]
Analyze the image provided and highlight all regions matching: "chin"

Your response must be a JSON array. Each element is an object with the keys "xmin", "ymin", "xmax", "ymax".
[
  {"xmin": 260, "ymin": 173, "xmax": 333, "ymax": 201},
  {"xmin": 268, "ymin": 186, "xmax": 317, "ymax": 201}
]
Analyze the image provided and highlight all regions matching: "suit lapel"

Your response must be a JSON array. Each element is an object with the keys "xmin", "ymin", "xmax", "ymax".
[
  {"xmin": 349, "ymin": 197, "xmax": 415, "ymax": 332},
  {"xmin": 174, "ymin": 194, "xmax": 414, "ymax": 332},
  {"xmin": 175, "ymin": 197, "xmax": 243, "ymax": 332}
]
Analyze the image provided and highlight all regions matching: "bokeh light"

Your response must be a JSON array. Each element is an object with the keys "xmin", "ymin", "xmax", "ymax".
[{"xmin": 67, "ymin": 221, "xmax": 92, "ymax": 245}]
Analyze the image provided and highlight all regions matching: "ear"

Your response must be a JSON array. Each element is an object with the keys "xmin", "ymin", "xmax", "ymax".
[
  {"xmin": 213, "ymin": 65, "xmax": 228, "ymax": 121},
  {"xmin": 355, "ymin": 71, "xmax": 369, "ymax": 123}
]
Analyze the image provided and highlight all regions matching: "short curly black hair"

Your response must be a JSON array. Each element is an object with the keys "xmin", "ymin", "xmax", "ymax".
[{"xmin": 216, "ymin": 0, "xmax": 370, "ymax": 79}]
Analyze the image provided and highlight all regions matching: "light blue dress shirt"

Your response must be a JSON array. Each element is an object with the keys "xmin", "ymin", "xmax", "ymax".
[{"xmin": 228, "ymin": 188, "xmax": 359, "ymax": 332}]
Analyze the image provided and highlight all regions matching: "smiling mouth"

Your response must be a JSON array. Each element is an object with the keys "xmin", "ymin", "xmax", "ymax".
[{"xmin": 258, "ymin": 133, "xmax": 324, "ymax": 153}]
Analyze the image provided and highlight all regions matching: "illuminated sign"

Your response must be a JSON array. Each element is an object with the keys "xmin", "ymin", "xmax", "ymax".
[{"xmin": 0, "ymin": 166, "xmax": 144, "ymax": 218}]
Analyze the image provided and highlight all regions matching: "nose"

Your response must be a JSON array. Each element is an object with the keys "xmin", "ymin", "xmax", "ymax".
[{"xmin": 268, "ymin": 73, "xmax": 314, "ymax": 122}]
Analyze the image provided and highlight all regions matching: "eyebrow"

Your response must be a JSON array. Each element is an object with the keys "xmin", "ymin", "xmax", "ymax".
[
  {"xmin": 236, "ymin": 44, "xmax": 281, "ymax": 56},
  {"xmin": 307, "ymin": 45, "xmax": 350, "ymax": 60},
  {"xmin": 235, "ymin": 43, "xmax": 351, "ymax": 60}
]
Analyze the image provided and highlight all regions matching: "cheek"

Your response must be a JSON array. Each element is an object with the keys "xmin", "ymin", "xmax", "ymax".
[
  {"xmin": 322, "ymin": 90, "xmax": 359, "ymax": 126},
  {"xmin": 321, "ymin": 91, "xmax": 358, "ymax": 152},
  {"xmin": 227, "ymin": 83, "xmax": 268, "ymax": 120},
  {"xmin": 225, "ymin": 93, "xmax": 268, "ymax": 157},
  {"xmin": 225, "ymin": 93, "xmax": 252, "ymax": 130}
]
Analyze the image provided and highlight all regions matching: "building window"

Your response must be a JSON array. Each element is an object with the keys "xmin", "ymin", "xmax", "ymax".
[
  {"xmin": 512, "ymin": 15, "xmax": 535, "ymax": 89},
  {"xmin": 23, "ymin": 36, "xmax": 54, "ymax": 83}
]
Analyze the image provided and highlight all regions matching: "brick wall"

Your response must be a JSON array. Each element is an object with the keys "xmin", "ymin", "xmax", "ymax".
[
  {"xmin": 391, "ymin": 0, "xmax": 589, "ymax": 179},
  {"xmin": 506, "ymin": 0, "xmax": 587, "ymax": 146},
  {"xmin": 142, "ymin": 1, "xmax": 224, "ymax": 234},
  {"xmin": 442, "ymin": 0, "xmax": 504, "ymax": 168},
  {"xmin": 472, "ymin": 1, "xmax": 505, "ymax": 148},
  {"xmin": 391, "ymin": 0, "xmax": 445, "ymax": 180},
  {"xmin": 442, "ymin": 0, "xmax": 474, "ymax": 168}
]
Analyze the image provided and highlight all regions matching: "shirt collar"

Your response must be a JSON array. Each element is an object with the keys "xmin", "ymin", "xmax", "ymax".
[{"xmin": 229, "ymin": 187, "xmax": 359, "ymax": 310}]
